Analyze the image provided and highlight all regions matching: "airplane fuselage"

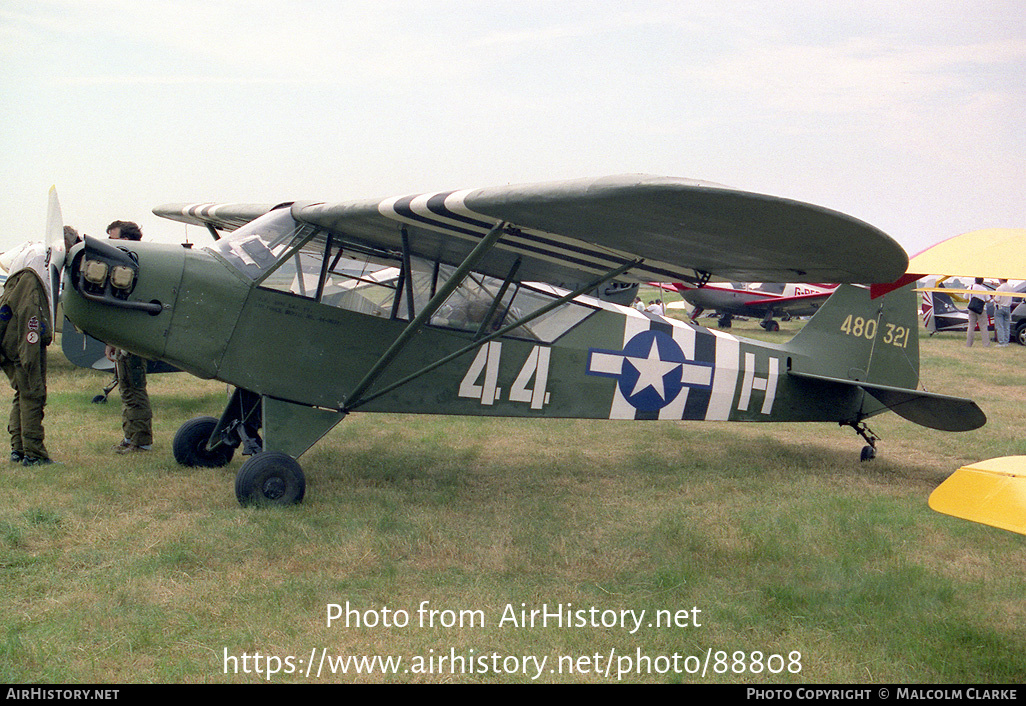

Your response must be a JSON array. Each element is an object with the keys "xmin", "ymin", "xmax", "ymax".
[{"xmin": 62, "ymin": 239, "xmax": 891, "ymax": 431}]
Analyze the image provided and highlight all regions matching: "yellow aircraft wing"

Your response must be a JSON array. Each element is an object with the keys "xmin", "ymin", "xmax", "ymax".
[
  {"xmin": 909, "ymin": 228, "xmax": 1026, "ymax": 280},
  {"xmin": 929, "ymin": 456, "xmax": 1026, "ymax": 535}
]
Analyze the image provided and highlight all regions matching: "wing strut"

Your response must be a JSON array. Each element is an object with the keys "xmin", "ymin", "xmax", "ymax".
[
  {"xmin": 474, "ymin": 256, "xmax": 521, "ymax": 341},
  {"xmin": 344, "ymin": 256, "xmax": 642, "ymax": 412},
  {"xmin": 400, "ymin": 227, "xmax": 417, "ymax": 321},
  {"xmin": 343, "ymin": 221, "xmax": 510, "ymax": 408}
]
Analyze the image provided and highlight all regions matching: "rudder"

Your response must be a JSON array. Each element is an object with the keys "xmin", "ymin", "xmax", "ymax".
[
  {"xmin": 786, "ymin": 283, "xmax": 919, "ymax": 391},
  {"xmin": 785, "ymin": 284, "xmax": 984, "ymax": 433}
]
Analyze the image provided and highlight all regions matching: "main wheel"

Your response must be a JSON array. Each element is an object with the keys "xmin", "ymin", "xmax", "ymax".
[
  {"xmin": 235, "ymin": 452, "xmax": 306, "ymax": 507},
  {"xmin": 173, "ymin": 416, "xmax": 235, "ymax": 468}
]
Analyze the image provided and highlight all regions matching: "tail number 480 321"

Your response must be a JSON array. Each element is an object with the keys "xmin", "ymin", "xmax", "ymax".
[{"xmin": 840, "ymin": 315, "xmax": 911, "ymax": 349}]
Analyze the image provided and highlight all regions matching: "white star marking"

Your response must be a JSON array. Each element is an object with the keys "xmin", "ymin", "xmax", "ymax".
[{"xmin": 626, "ymin": 338, "xmax": 682, "ymax": 400}]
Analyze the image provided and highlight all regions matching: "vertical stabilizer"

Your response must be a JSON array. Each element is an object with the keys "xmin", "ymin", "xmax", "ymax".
[{"xmin": 786, "ymin": 283, "xmax": 920, "ymax": 391}]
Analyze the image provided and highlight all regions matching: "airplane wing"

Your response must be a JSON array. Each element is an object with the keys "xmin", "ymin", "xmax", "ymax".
[
  {"xmin": 916, "ymin": 287, "xmax": 1011, "ymax": 298},
  {"xmin": 157, "ymin": 175, "xmax": 908, "ymax": 286},
  {"xmin": 908, "ymin": 228, "xmax": 1026, "ymax": 280},
  {"xmin": 908, "ymin": 233, "xmax": 1026, "ymax": 535},
  {"xmin": 929, "ymin": 456, "xmax": 1026, "ymax": 535},
  {"xmin": 154, "ymin": 202, "xmax": 277, "ymax": 233}
]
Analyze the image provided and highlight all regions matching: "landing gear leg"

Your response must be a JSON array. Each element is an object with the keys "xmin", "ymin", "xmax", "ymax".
[
  {"xmin": 92, "ymin": 373, "xmax": 118, "ymax": 404},
  {"xmin": 843, "ymin": 420, "xmax": 879, "ymax": 462},
  {"xmin": 186, "ymin": 389, "xmax": 346, "ymax": 507},
  {"xmin": 172, "ymin": 388, "xmax": 262, "ymax": 468},
  {"xmin": 217, "ymin": 388, "xmax": 264, "ymax": 456}
]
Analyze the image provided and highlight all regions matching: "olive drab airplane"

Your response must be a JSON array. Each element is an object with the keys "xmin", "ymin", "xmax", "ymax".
[{"xmin": 59, "ymin": 174, "xmax": 986, "ymax": 507}]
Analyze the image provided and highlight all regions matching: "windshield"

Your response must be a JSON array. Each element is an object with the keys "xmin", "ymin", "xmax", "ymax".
[{"xmin": 206, "ymin": 208, "xmax": 306, "ymax": 280}]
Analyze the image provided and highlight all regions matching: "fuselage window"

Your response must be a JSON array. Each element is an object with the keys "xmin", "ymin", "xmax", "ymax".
[{"xmin": 209, "ymin": 213, "xmax": 597, "ymax": 342}]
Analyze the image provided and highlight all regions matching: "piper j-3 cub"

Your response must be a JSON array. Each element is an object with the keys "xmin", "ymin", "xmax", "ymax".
[{"xmin": 60, "ymin": 175, "xmax": 985, "ymax": 507}]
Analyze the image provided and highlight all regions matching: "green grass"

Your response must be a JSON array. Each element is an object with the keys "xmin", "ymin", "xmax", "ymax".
[{"xmin": 0, "ymin": 325, "xmax": 1024, "ymax": 683}]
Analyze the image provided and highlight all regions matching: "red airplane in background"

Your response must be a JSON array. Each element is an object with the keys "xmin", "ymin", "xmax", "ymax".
[{"xmin": 665, "ymin": 281, "xmax": 837, "ymax": 331}]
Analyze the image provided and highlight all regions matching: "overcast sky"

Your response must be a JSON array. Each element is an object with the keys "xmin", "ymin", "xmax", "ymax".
[{"xmin": 1, "ymin": 0, "xmax": 1023, "ymax": 258}]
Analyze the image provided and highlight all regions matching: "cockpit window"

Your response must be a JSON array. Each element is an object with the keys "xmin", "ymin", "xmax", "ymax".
[
  {"xmin": 207, "ymin": 209, "xmax": 598, "ymax": 343},
  {"xmin": 206, "ymin": 208, "xmax": 309, "ymax": 281}
]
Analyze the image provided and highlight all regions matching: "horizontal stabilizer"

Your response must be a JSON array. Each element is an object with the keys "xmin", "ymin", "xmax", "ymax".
[
  {"xmin": 789, "ymin": 372, "xmax": 986, "ymax": 432},
  {"xmin": 929, "ymin": 457, "xmax": 1026, "ymax": 535}
]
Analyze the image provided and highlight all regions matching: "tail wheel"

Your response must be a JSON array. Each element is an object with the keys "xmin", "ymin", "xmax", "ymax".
[
  {"xmin": 235, "ymin": 452, "xmax": 306, "ymax": 507},
  {"xmin": 173, "ymin": 416, "xmax": 235, "ymax": 468}
]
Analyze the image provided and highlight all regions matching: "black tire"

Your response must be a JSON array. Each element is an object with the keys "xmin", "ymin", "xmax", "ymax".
[
  {"xmin": 173, "ymin": 416, "xmax": 235, "ymax": 468},
  {"xmin": 235, "ymin": 452, "xmax": 305, "ymax": 507},
  {"xmin": 860, "ymin": 445, "xmax": 876, "ymax": 462},
  {"xmin": 1016, "ymin": 322, "xmax": 1026, "ymax": 346}
]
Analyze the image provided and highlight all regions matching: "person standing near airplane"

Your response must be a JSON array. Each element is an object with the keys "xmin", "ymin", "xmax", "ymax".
[
  {"xmin": 993, "ymin": 278, "xmax": 1015, "ymax": 347},
  {"xmin": 105, "ymin": 221, "xmax": 154, "ymax": 453},
  {"xmin": 965, "ymin": 277, "xmax": 993, "ymax": 348},
  {"xmin": 0, "ymin": 226, "xmax": 79, "ymax": 465}
]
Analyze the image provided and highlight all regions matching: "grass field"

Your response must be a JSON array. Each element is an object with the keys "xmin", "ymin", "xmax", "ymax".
[{"xmin": 1, "ymin": 316, "xmax": 1024, "ymax": 684}]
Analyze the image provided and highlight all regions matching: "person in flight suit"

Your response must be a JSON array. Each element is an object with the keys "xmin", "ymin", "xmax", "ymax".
[
  {"xmin": 0, "ymin": 226, "xmax": 79, "ymax": 466},
  {"xmin": 105, "ymin": 220, "xmax": 153, "ymax": 454}
]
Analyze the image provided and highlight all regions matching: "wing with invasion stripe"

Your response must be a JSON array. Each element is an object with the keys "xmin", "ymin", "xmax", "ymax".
[
  {"xmin": 155, "ymin": 202, "xmax": 277, "ymax": 233},
  {"xmin": 156, "ymin": 174, "xmax": 908, "ymax": 286}
]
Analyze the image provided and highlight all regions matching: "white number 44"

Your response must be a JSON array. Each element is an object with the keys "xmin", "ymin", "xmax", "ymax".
[{"xmin": 458, "ymin": 343, "xmax": 551, "ymax": 409}]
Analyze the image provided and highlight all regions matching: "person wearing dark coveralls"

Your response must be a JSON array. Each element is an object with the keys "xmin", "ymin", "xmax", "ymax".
[
  {"xmin": 105, "ymin": 221, "xmax": 153, "ymax": 454},
  {"xmin": 0, "ymin": 226, "xmax": 79, "ymax": 466}
]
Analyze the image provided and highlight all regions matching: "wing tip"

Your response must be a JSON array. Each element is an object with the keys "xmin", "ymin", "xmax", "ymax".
[{"xmin": 929, "ymin": 459, "xmax": 1026, "ymax": 535}]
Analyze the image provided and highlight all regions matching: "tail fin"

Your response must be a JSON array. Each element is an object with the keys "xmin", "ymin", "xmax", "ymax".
[
  {"xmin": 921, "ymin": 290, "xmax": 936, "ymax": 332},
  {"xmin": 787, "ymin": 283, "xmax": 919, "ymax": 390},
  {"xmin": 786, "ymin": 284, "xmax": 984, "ymax": 432},
  {"xmin": 931, "ymin": 290, "xmax": 963, "ymax": 315}
]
